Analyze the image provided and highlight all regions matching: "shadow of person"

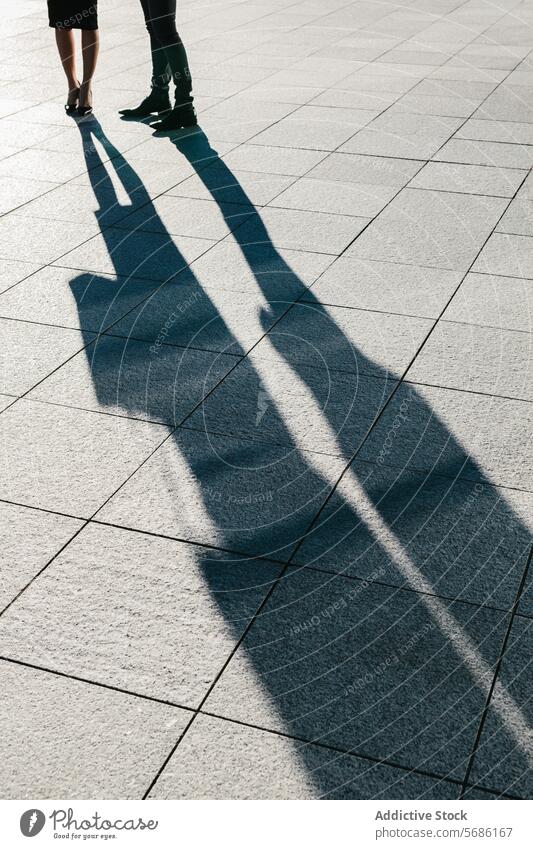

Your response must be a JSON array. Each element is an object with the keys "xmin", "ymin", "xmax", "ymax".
[{"xmin": 66, "ymin": 118, "xmax": 532, "ymax": 799}]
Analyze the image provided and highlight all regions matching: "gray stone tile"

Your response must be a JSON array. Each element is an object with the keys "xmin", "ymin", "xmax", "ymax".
[
  {"xmin": 476, "ymin": 87, "xmax": 533, "ymax": 123},
  {"xmin": 107, "ymin": 278, "xmax": 292, "ymax": 356},
  {"xmin": 30, "ymin": 334, "xmax": 238, "ymax": 426},
  {"xmin": 0, "ymin": 258, "xmax": 40, "ymax": 294},
  {"xmin": 407, "ymin": 321, "xmax": 533, "ymax": 401},
  {"xmin": 442, "ymin": 273, "xmax": 533, "ymax": 332},
  {"xmin": 185, "ymin": 241, "xmax": 332, "ymax": 300},
  {"xmin": 14, "ymin": 181, "xmax": 136, "ymax": 227},
  {"xmin": 221, "ymin": 144, "xmax": 327, "ymax": 176},
  {"xmin": 186, "ymin": 353, "xmax": 395, "ymax": 457},
  {"xmin": 242, "ymin": 82, "xmax": 322, "ymax": 105},
  {"xmin": 340, "ymin": 72, "xmax": 417, "ymax": 94},
  {"xmin": 0, "ymin": 318, "xmax": 94, "ymax": 395},
  {"xmin": 296, "ymin": 459, "xmax": 533, "ymax": 610},
  {"xmin": 112, "ymin": 195, "xmax": 255, "ymax": 241},
  {"xmin": 171, "ymin": 167, "xmax": 295, "ymax": 206},
  {"xmin": 72, "ymin": 154, "xmax": 194, "ymax": 198},
  {"xmin": 96, "ymin": 428, "xmax": 345, "ymax": 560},
  {"xmin": 461, "ymin": 786, "xmax": 509, "ymax": 799},
  {"xmin": 0, "ymin": 266, "xmax": 162, "ymax": 332},
  {"xmin": 270, "ymin": 177, "xmax": 397, "ymax": 218},
  {"xmin": 0, "ymin": 523, "xmax": 281, "ymax": 705},
  {"xmin": 340, "ymin": 111, "xmax": 463, "ymax": 159},
  {"xmin": 0, "ymin": 399, "xmax": 167, "ymax": 517},
  {"xmin": 348, "ymin": 189, "xmax": 507, "ymax": 271},
  {"xmin": 0, "ymin": 147, "xmax": 97, "ymax": 183},
  {"xmin": 412, "ymin": 79, "xmax": 497, "ymax": 101},
  {"xmin": 310, "ymin": 88, "xmax": 400, "ymax": 111},
  {"xmin": 0, "ymin": 119, "xmax": 63, "ymax": 150},
  {"xmin": 359, "ymin": 383, "xmax": 533, "ymax": 490},
  {"xmin": 57, "ymin": 229, "xmax": 213, "ymax": 282},
  {"xmin": 518, "ymin": 171, "xmax": 533, "ymax": 200},
  {"xmin": 395, "ymin": 92, "xmax": 481, "ymax": 118},
  {"xmin": 150, "ymin": 713, "xmax": 460, "ymax": 799},
  {"xmin": 0, "ymin": 175, "xmax": 57, "ymax": 215},
  {"xmin": 457, "ymin": 119, "xmax": 533, "ymax": 146},
  {"xmin": 379, "ymin": 48, "xmax": 449, "ymax": 67},
  {"xmin": 472, "ymin": 234, "xmax": 533, "ymax": 280},
  {"xmin": 410, "ymin": 162, "xmax": 526, "ymax": 198},
  {"xmin": 469, "ymin": 616, "xmax": 533, "ymax": 798},
  {"xmin": 307, "ymin": 257, "xmax": 461, "ymax": 318},
  {"xmin": 0, "ymin": 659, "xmax": 191, "ymax": 798},
  {"xmin": 496, "ymin": 199, "xmax": 533, "ymax": 237},
  {"xmin": 433, "ymin": 139, "xmax": 533, "ymax": 169},
  {"xmin": 450, "ymin": 51, "xmax": 525, "ymax": 73},
  {"xmin": 0, "ymin": 503, "xmax": 82, "ymax": 610},
  {"xmin": 204, "ymin": 569, "xmax": 508, "ymax": 778},
  {"xmin": 252, "ymin": 106, "xmax": 378, "ymax": 151},
  {"xmin": 306, "ymin": 152, "xmax": 423, "ymax": 188},
  {"xmin": 233, "ymin": 207, "xmax": 369, "ymax": 254},
  {"xmin": 0, "ymin": 214, "xmax": 98, "ymax": 264},
  {"xmin": 200, "ymin": 97, "xmax": 298, "ymax": 144},
  {"xmin": 252, "ymin": 303, "xmax": 432, "ymax": 379}
]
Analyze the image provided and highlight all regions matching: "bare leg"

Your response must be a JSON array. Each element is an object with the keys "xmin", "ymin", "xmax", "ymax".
[
  {"xmin": 54, "ymin": 28, "xmax": 79, "ymax": 101},
  {"xmin": 80, "ymin": 29, "xmax": 100, "ymax": 109}
]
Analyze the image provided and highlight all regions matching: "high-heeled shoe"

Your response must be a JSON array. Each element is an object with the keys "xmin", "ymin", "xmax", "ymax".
[
  {"xmin": 65, "ymin": 84, "xmax": 80, "ymax": 115},
  {"xmin": 77, "ymin": 83, "xmax": 93, "ymax": 117}
]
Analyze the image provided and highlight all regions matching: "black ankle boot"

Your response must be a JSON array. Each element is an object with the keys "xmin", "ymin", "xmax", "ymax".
[
  {"xmin": 151, "ymin": 104, "xmax": 197, "ymax": 133},
  {"xmin": 119, "ymin": 88, "xmax": 171, "ymax": 118}
]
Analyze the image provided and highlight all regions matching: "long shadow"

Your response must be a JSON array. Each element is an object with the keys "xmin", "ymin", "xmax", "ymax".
[{"xmin": 67, "ymin": 118, "xmax": 532, "ymax": 799}]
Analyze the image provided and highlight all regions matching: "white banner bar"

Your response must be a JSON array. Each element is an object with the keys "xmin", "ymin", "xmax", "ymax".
[{"xmin": 1, "ymin": 799, "xmax": 531, "ymax": 848}]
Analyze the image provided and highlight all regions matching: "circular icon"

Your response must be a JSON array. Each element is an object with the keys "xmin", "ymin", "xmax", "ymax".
[{"xmin": 20, "ymin": 810, "xmax": 46, "ymax": 837}]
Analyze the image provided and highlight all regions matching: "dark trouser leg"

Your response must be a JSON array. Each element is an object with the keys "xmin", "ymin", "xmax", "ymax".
[
  {"xmin": 140, "ymin": 0, "xmax": 170, "ymax": 90},
  {"xmin": 146, "ymin": 0, "xmax": 193, "ymax": 107}
]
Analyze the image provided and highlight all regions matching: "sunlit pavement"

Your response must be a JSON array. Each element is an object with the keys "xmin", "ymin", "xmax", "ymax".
[{"xmin": 0, "ymin": 0, "xmax": 532, "ymax": 800}]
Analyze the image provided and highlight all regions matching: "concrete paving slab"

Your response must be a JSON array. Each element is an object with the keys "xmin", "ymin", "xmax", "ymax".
[
  {"xmin": 0, "ymin": 318, "xmax": 94, "ymax": 395},
  {"xmin": 150, "ymin": 713, "xmax": 461, "ymax": 799},
  {"xmin": 0, "ymin": 399, "xmax": 168, "ymax": 517},
  {"xmin": 347, "ymin": 189, "xmax": 507, "ymax": 270},
  {"xmin": 359, "ymin": 383, "xmax": 533, "ymax": 490},
  {"xmin": 0, "ymin": 503, "xmax": 82, "ymax": 611},
  {"xmin": 442, "ymin": 272, "xmax": 533, "ymax": 332},
  {"xmin": 296, "ymin": 459, "xmax": 533, "ymax": 609},
  {"xmin": 204, "ymin": 569, "xmax": 509, "ymax": 778},
  {"xmin": 406, "ymin": 321, "xmax": 533, "ymax": 401},
  {"xmin": 0, "ymin": 523, "xmax": 281, "ymax": 705},
  {"xmin": 252, "ymin": 302, "xmax": 433, "ymax": 379},
  {"xmin": 469, "ymin": 616, "xmax": 533, "ymax": 797},
  {"xmin": 96, "ymin": 427, "xmax": 345, "ymax": 560},
  {"xmin": 29, "ymin": 334, "xmax": 238, "ymax": 425},
  {"xmin": 306, "ymin": 257, "xmax": 461, "ymax": 318},
  {"xmin": 0, "ymin": 660, "xmax": 191, "ymax": 798}
]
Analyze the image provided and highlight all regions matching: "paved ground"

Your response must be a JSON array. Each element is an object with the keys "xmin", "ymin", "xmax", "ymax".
[{"xmin": 0, "ymin": 0, "xmax": 532, "ymax": 801}]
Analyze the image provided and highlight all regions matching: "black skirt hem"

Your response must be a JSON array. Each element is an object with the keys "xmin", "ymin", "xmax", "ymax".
[
  {"xmin": 48, "ymin": 1, "xmax": 98, "ymax": 30},
  {"xmin": 48, "ymin": 22, "xmax": 98, "ymax": 29}
]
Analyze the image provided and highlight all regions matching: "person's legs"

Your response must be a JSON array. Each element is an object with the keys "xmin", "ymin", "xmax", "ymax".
[
  {"xmin": 140, "ymin": 0, "xmax": 171, "ymax": 91},
  {"xmin": 148, "ymin": 0, "xmax": 197, "ymax": 130},
  {"xmin": 119, "ymin": 0, "xmax": 172, "ymax": 117},
  {"xmin": 54, "ymin": 28, "xmax": 80, "ymax": 105},
  {"xmin": 147, "ymin": 0, "xmax": 193, "ymax": 108},
  {"xmin": 79, "ymin": 28, "xmax": 99, "ymax": 112}
]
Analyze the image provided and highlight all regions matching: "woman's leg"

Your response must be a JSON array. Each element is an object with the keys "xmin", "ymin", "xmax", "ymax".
[
  {"xmin": 80, "ymin": 28, "xmax": 100, "ymax": 108},
  {"xmin": 54, "ymin": 28, "xmax": 79, "ymax": 97}
]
